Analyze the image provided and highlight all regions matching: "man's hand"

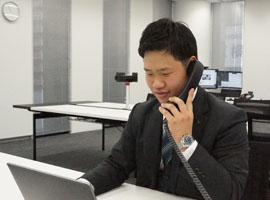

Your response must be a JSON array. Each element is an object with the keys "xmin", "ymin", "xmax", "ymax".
[{"xmin": 159, "ymin": 88, "xmax": 194, "ymax": 144}]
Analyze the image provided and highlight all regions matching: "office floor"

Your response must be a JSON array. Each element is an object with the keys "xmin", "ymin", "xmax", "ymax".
[{"xmin": 0, "ymin": 128, "xmax": 136, "ymax": 184}]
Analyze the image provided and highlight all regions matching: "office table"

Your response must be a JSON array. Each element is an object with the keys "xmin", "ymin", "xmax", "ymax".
[
  {"xmin": 0, "ymin": 152, "xmax": 192, "ymax": 200},
  {"xmin": 13, "ymin": 102, "xmax": 134, "ymax": 160}
]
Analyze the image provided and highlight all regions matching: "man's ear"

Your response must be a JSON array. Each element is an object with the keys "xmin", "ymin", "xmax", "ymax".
[
  {"xmin": 186, "ymin": 56, "xmax": 197, "ymax": 67},
  {"xmin": 190, "ymin": 56, "xmax": 197, "ymax": 62}
]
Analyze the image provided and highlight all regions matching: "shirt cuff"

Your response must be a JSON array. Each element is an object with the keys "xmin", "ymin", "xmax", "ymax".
[{"xmin": 182, "ymin": 140, "xmax": 198, "ymax": 161}]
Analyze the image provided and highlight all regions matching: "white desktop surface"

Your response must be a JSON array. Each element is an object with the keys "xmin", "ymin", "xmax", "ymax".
[
  {"xmin": 98, "ymin": 183, "xmax": 190, "ymax": 200},
  {"xmin": 77, "ymin": 102, "xmax": 134, "ymax": 110},
  {"xmin": 30, "ymin": 103, "xmax": 133, "ymax": 122},
  {"xmin": 0, "ymin": 152, "xmax": 192, "ymax": 200}
]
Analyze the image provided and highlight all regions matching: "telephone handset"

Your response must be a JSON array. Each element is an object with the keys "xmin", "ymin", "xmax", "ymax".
[
  {"xmin": 168, "ymin": 60, "xmax": 204, "ymax": 110},
  {"xmin": 164, "ymin": 60, "xmax": 212, "ymax": 200},
  {"xmin": 178, "ymin": 60, "xmax": 204, "ymax": 102},
  {"xmin": 239, "ymin": 91, "xmax": 254, "ymax": 100}
]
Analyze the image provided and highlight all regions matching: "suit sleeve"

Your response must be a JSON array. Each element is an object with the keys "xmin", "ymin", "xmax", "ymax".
[
  {"xmin": 187, "ymin": 109, "xmax": 249, "ymax": 200},
  {"xmin": 80, "ymin": 105, "xmax": 139, "ymax": 195}
]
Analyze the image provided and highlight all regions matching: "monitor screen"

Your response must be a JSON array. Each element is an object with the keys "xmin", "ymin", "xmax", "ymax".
[
  {"xmin": 217, "ymin": 71, "xmax": 242, "ymax": 89},
  {"xmin": 199, "ymin": 69, "xmax": 218, "ymax": 89}
]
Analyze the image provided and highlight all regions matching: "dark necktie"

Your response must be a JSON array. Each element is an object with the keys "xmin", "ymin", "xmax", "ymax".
[{"xmin": 161, "ymin": 118, "xmax": 173, "ymax": 165}]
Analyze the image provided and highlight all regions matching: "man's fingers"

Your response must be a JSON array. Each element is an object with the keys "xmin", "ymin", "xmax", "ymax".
[
  {"xmin": 159, "ymin": 106, "xmax": 174, "ymax": 121},
  {"xmin": 186, "ymin": 88, "xmax": 194, "ymax": 112},
  {"xmin": 160, "ymin": 102, "xmax": 179, "ymax": 117},
  {"xmin": 168, "ymin": 96, "xmax": 187, "ymax": 113}
]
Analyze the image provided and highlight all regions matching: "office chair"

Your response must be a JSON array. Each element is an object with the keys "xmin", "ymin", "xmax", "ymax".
[
  {"xmin": 247, "ymin": 112, "xmax": 270, "ymax": 142},
  {"xmin": 234, "ymin": 99, "xmax": 270, "ymax": 115},
  {"xmin": 241, "ymin": 141, "xmax": 270, "ymax": 200},
  {"xmin": 234, "ymin": 99, "xmax": 270, "ymax": 141}
]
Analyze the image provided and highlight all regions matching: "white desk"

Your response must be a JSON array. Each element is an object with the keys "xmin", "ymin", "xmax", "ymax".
[
  {"xmin": 30, "ymin": 102, "xmax": 133, "ymax": 122},
  {"xmin": 0, "ymin": 152, "xmax": 191, "ymax": 200},
  {"xmin": 13, "ymin": 102, "xmax": 135, "ymax": 160}
]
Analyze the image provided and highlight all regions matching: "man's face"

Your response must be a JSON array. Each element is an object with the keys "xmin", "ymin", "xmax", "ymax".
[{"xmin": 144, "ymin": 51, "xmax": 188, "ymax": 104}]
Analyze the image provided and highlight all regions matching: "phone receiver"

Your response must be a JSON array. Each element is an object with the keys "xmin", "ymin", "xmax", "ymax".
[
  {"xmin": 178, "ymin": 60, "xmax": 204, "ymax": 102},
  {"xmin": 239, "ymin": 91, "xmax": 254, "ymax": 100},
  {"xmin": 168, "ymin": 60, "xmax": 204, "ymax": 111}
]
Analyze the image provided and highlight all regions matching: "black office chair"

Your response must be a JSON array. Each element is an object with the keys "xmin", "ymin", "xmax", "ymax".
[
  {"xmin": 241, "ymin": 141, "xmax": 270, "ymax": 200},
  {"xmin": 234, "ymin": 99, "xmax": 270, "ymax": 141},
  {"xmin": 234, "ymin": 99, "xmax": 270, "ymax": 115},
  {"xmin": 247, "ymin": 112, "xmax": 270, "ymax": 142}
]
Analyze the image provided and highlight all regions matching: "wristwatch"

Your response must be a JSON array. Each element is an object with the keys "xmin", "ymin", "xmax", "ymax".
[{"xmin": 177, "ymin": 135, "xmax": 194, "ymax": 149}]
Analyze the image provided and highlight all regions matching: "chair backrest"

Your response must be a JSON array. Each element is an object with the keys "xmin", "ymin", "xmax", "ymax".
[
  {"xmin": 234, "ymin": 99, "xmax": 270, "ymax": 141},
  {"xmin": 247, "ymin": 113, "xmax": 270, "ymax": 142},
  {"xmin": 241, "ymin": 141, "xmax": 270, "ymax": 200},
  {"xmin": 234, "ymin": 99, "xmax": 270, "ymax": 115}
]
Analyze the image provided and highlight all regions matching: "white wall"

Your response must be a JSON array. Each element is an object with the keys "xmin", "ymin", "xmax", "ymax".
[
  {"xmin": 242, "ymin": 0, "xmax": 270, "ymax": 99},
  {"xmin": 0, "ymin": 0, "xmax": 33, "ymax": 139},
  {"xmin": 153, "ymin": 0, "xmax": 172, "ymax": 20},
  {"xmin": 129, "ymin": 0, "xmax": 154, "ymax": 104},
  {"xmin": 172, "ymin": 0, "xmax": 212, "ymax": 66},
  {"xmin": 70, "ymin": 0, "xmax": 103, "ymax": 132}
]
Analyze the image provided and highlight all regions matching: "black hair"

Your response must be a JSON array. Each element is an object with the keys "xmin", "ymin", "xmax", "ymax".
[{"xmin": 138, "ymin": 18, "xmax": 197, "ymax": 64}]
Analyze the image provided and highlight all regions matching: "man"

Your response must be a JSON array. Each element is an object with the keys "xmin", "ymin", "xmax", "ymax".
[{"xmin": 81, "ymin": 18, "xmax": 249, "ymax": 200}]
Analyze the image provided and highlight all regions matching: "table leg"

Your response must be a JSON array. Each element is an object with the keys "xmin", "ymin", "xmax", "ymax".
[
  {"xmin": 33, "ymin": 114, "xmax": 37, "ymax": 160},
  {"xmin": 102, "ymin": 123, "xmax": 105, "ymax": 151}
]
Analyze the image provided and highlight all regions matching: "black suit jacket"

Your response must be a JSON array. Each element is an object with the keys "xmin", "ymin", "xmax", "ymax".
[{"xmin": 81, "ymin": 87, "xmax": 249, "ymax": 200}]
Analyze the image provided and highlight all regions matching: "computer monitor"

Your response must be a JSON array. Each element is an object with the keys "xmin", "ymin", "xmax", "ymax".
[
  {"xmin": 199, "ymin": 69, "xmax": 218, "ymax": 89},
  {"xmin": 221, "ymin": 88, "xmax": 242, "ymax": 98},
  {"xmin": 217, "ymin": 71, "xmax": 242, "ymax": 89}
]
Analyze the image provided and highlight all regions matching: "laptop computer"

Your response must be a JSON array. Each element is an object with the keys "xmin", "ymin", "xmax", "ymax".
[{"xmin": 7, "ymin": 162, "xmax": 96, "ymax": 200}]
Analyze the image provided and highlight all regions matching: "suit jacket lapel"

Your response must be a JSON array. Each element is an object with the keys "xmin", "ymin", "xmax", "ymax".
[
  {"xmin": 143, "ymin": 100, "xmax": 163, "ymax": 166},
  {"xmin": 192, "ymin": 87, "xmax": 209, "ymax": 141}
]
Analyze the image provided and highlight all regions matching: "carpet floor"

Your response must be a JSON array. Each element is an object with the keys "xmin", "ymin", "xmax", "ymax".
[{"xmin": 0, "ymin": 128, "xmax": 135, "ymax": 183}]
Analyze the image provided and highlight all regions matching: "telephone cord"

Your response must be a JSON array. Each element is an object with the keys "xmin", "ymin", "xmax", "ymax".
[{"xmin": 163, "ymin": 119, "xmax": 212, "ymax": 200}]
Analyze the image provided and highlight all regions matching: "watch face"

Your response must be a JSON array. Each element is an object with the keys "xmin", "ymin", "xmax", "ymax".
[
  {"xmin": 2, "ymin": 2, "xmax": 20, "ymax": 22},
  {"xmin": 182, "ymin": 135, "xmax": 194, "ymax": 146}
]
